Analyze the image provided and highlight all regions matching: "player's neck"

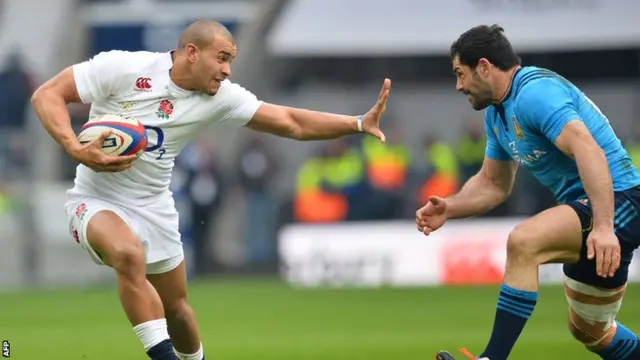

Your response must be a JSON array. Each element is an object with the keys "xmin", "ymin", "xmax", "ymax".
[
  {"xmin": 168, "ymin": 52, "xmax": 197, "ymax": 92},
  {"xmin": 493, "ymin": 66, "xmax": 520, "ymax": 103}
]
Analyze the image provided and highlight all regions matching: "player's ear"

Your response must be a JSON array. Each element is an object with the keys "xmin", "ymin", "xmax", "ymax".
[
  {"xmin": 477, "ymin": 58, "xmax": 492, "ymax": 77},
  {"xmin": 185, "ymin": 44, "xmax": 198, "ymax": 63}
]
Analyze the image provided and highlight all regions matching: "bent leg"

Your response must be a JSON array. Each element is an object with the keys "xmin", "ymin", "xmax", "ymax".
[
  {"xmin": 86, "ymin": 210, "xmax": 164, "ymax": 325},
  {"xmin": 479, "ymin": 205, "xmax": 583, "ymax": 360},
  {"xmin": 147, "ymin": 260, "xmax": 203, "ymax": 359},
  {"xmin": 503, "ymin": 204, "xmax": 583, "ymax": 290},
  {"xmin": 83, "ymin": 209, "xmax": 177, "ymax": 359}
]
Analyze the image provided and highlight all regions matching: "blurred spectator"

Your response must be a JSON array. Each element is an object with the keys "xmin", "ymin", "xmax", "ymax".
[
  {"xmin": 0, "ymin": 50, "xmax": 34, "ymax": 131},
  {"xmin": 359, "ymin": 121, "xmax": 410, "ymax": 219},
  {"xmin": 456, "ymin": 116, "xmax": 486, "ymax": 184},
  {"xmin": 236, "ymin": 135, "xmax": 279, "ymax": 265},
  {"xmin": 294, "ymin": 139, "xmax": 364, "ymax": 223},
  {"xmin": 179, "ymin": 137, "xmax": 224, "ymax": 275},
  {"xmin": 417, "ymin": 135, "xmax": 459, "ymax": 206},
  {"xmin": 508, "ymin": 169, "xmax": 556, "ymax": 216},
  {"xmin": 0, "ymin": 50, "xmax": 36, "ymax": 182}
]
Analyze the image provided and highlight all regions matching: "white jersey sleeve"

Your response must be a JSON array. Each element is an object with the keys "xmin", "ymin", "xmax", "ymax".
[
  {"xmin": 72, "ymin": 50, "xmax": 131, "ymax": 104},
  {"xmin": 217, "ymin": 80, "xmax": 263, "ymax": 127}
]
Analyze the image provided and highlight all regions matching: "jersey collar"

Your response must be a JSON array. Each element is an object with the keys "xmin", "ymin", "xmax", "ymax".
[{"xmin": 498, "ymin": 66, "xmax": 522, "ymax": 104}]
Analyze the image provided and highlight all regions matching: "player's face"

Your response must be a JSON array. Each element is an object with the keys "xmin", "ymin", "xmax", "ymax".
[
  {"xmin": 192, "ymin": 36, "xmax": 236, "ymax": 95},
  {"xmin": 452, "ymin": 56, "xmax": 494, "ymax": 110}
]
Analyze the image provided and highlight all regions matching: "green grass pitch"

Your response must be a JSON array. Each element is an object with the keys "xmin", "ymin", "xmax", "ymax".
[{"xmin": 1, "ymin": 280, "xmax": 639, "ymax": 359}]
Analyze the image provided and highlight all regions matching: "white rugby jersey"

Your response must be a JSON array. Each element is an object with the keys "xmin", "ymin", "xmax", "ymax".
[{"xmin": 67, "ymin": 50, "xmax": 262, "ymax": 205}]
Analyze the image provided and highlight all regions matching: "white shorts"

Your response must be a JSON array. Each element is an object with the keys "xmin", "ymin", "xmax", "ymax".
[{"xmin": 64, "ymin": 194, "xmax": 184, "ymax": 275}]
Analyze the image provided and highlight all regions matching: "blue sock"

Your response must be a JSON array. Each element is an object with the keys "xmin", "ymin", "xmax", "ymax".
[
  {"xmin": 594, "ymin": 322, "xmax": 640, "ymax": 360},
  {"xmin": 147, "ymin": 339, "xmax": 179, "ymax": 360},
  {"xmin": 479, "ymin": 283, "xmax": 538, "ymax": 360}
]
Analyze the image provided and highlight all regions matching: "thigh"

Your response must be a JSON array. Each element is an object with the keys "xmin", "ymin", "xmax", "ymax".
[
  {"xmin": 132, "ymin": 201, "xmax": 183, "ymax": 266},
  {"xmin": 147, "ymin": 260, "xmax": 187, "ymax": 312},
  {"xmin": 510, "ymin": 204, "xmax": 584, "ymax": 264},
  {"xmin": 65, "ymin": 197, "xmax": 139, "ymax": 266},
  {"xmin": 564, "ymin": 191, "xmax": 639, "ymax": 289}
]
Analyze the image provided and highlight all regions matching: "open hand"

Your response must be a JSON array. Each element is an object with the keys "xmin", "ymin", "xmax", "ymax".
[
  {"xmin": 586, "ymin": 228, "xmax": 621, "ymax": 278},
  {"xmin": 415, "ymin": 196, "xmax": 448, "ymax": 236},
  {"xmin": 361, "ymin": 78, "xmax": 391, "ymax": 142}
]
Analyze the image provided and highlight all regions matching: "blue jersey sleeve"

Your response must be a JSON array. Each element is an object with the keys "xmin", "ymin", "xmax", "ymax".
[
  {"xmin": 516, "ymin": 78, "xmax": 580, "ymax": 143},
  {"xmin": 484, "ymin": 113, "xmax": 511, "ymax": 161}
]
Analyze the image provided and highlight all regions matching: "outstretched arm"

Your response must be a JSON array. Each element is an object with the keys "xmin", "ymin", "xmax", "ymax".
[
  {"xmin": 246, "ymin": 79, "xmax": 390, "ymax": 141},
  {"xmin": 444, "ymin": 114, "xmax": 517, "ymax": 219},
  {"xmin": 415, "ymin": 156, "xmax": 516, "ymax": 236}
]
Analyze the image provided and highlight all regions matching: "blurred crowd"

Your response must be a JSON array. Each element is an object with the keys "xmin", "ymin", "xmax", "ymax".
[{"xmin": 286, "ymin": 118, "xmax": 552, "ymax": 224}]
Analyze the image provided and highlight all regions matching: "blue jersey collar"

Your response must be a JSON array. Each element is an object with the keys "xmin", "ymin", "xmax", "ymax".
[{"xmin": 499, "ymin": 66, "xmax": 522, "ymax": 104}]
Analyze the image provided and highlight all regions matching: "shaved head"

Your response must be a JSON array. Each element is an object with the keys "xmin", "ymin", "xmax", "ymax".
[
  {"xmin": 171, "ymin": 19, "xmax": 237, "ymax": 95},
  {"xmin": 178, "ymin": 20, "xmax": 234, "ymax": 50}
]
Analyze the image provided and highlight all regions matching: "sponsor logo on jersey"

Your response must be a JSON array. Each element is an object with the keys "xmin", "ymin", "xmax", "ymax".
[
  {"xmin": 512, "ymin": 115, "xmax": 524, "ymax": 140},
  {"xmin": 135, "ymin": 77, "xmax": 152, "ymax": 91},
  {"xmin": 156, "ymin": 100, "xmax": 174, "ymax": 119},
  {"xmin": 119, "ymin": 101, "xmax": 136, "ymax": 111}
]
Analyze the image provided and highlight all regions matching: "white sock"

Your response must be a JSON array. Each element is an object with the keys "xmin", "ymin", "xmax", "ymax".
[
  {"xmin": 133, "ymin": 318, "xmax": 171, "ymax": 351},
  {"xmin": 174, "ymin": 343, "xmax": 204, "ymax": 360}
]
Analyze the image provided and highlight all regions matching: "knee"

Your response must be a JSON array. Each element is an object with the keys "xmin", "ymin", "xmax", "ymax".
[
  {"xmin": 110, "ymin": 242, "xmax": 146, "ymax": 277},
  {"xmin": 165, "ymin": 298, "xmax": 193, "ymax": 323},
  {"xmin": 506, "ymin": 225, "xmax": 539, "ymax": 261},
  {"xmin": 565, "ymin": 279, "xmax": 624, "ymax": 348},
  {"xmin": 568, "ymin": 318, "xmax": 597, "ymax": 344},
  {"xmin": 567, "ymin": 313, "xmax": 616, "ymax": 349}
]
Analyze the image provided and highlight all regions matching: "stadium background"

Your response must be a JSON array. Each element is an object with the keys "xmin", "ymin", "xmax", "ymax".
[{"xmin": 1, "ymin": 0, "xmax": 640, "ymax": 358}]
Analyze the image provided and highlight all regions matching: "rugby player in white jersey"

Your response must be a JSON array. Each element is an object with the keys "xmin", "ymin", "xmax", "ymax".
[{"xmin": 31, "ymin": 20, "xmax": 390, "ymax": 360}]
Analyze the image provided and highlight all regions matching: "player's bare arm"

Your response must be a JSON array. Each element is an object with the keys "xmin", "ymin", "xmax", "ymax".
[
  {"xmin": 247, "ymin": 79, "xmax": 390, "ymax": 141},
  {"xmin": 444, "ymin": 157, "xmax": 517, "ymax": 219},
  {"xmin": 554, "ymin": 120, "xmax": 620, "ymax": 277},
  {"xmin": 415, "ymin": 157, "xmax": 517, "ymax": 235},
  {"xmin": 31, "ymin": 67, "xmax": 135, "ymax": 172},
  {"xmin": 31, "ymin": 67, "xmax": 83, "ymax": 151}
]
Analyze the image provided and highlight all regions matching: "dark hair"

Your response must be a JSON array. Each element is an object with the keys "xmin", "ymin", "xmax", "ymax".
[{"xmin": 450, "ymin": 24, "xmax": 521, "ymax": 71}]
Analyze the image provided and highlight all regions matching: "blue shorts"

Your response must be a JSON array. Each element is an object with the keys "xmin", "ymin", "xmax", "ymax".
[{"xmin": 564, "ymin": 187, "xmax": 640, "ymax": 289}]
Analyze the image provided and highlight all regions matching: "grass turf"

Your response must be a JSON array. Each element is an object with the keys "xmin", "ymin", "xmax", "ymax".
[{"xmin": 1, "ymin": 280, "xmax": 638, "ymax": 359}]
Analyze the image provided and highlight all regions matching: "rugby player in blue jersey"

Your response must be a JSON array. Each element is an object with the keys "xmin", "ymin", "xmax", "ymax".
[{"xmin": 415, "ymin": 25, "xmax": 640, "ymax": 360}]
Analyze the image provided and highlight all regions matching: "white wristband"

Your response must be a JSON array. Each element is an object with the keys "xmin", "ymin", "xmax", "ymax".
[{"xmin": 356, "ymin": 115, "xmax": 364, "ymax": 132}]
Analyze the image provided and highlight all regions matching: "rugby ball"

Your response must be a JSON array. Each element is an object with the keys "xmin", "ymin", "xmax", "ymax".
[{"xmin": 77, "ymin": 114, "xmax": 148, "ymax": 156}]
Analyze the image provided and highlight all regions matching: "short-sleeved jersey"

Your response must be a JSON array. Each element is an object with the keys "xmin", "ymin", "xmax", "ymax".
[
  {"xmin": 484, "ymin": 66, "xmax": 640, "ymax": 204},
  {"xmin": 68, "ymin": 50, "xmax": 263, "ymax": 205}
]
